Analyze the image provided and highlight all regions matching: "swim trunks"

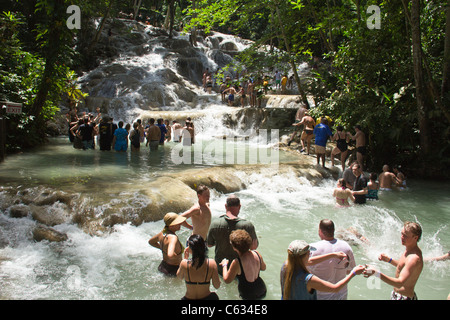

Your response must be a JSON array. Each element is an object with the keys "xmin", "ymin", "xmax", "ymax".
[
  {"xmin": 228, "ymin": 94, "xmax": 234, "ymax": 101},
  {"xmin": 379, "ymin": 188, "xmax": 392, "ymax": 191},
  {"xmin": 356, "ymin": 146, "xmax": 366, "ymax": 155},
  {"xmin": 391, "ymin": 291, "xmax": 417, "ymax": 300}
]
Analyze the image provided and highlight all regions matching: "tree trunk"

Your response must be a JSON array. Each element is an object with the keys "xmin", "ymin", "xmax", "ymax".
[
  {"xmin": 31, "ymin": 0, "xmax": 64, "ymax": 120},
  {"xmin": 88, "ymin": 1, "xmax": 113, "ymax": 53},
  {"xmin": 169, "ymin": 0, "xmax": 175, "ymax": 39},
  {"xmin": 274, "ymin": 5, "xmax": 310, "ymax": 108},
  {"xmin": 133, "ymin": 0, "xmax": 143, "ymax": 20},
  {"xmin": 442, "ymin": 0, "xmax": 450, "ymax": 98},
  {"xmin": 411, "ymin": 0, "xmax": 431, "ymax": 154},
  {"xmin": 190, "ymin": 0, "xmax": 197, "ymax": 46}
]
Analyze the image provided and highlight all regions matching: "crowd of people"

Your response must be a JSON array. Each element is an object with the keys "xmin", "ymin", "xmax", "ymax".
[
  {"xmin": 285, "ymin": 106, "xmax": 411, "ymax": 207},
  {"xmin": 66, "ymin": 107, "xmax": 196, "ymax": 152},
  {"xmin": 202, "ymin": 68, "xmax": 294, "ymax": 108},
  {"xmin": 148, "ymin": 185, "xmax": 448, "ymax": 301}
]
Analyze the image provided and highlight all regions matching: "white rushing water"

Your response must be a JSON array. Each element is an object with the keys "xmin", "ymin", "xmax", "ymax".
[{"xmin": 1, "ymin": 154, "xmax": 449, "ymax": 300}]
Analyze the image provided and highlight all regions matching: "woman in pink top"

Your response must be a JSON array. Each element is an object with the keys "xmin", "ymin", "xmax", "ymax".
[{"xmin": 333, "ymin": 178, "xmax": 355, "ymax": 207}]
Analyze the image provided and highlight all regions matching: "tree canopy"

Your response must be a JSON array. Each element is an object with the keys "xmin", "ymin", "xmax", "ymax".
[{"xmin": 1, "ymin": 0, "xmax": 449, "ymax": 177}]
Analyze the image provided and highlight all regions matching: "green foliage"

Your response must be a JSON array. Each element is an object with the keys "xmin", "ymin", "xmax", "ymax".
[{"xmin": 1, "ymin": 9, "xmax": 87, "ymax": 152}]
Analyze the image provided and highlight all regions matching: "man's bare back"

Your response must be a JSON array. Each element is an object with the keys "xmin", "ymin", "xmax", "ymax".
[{"xmin": 379, "ymin": 165, "xmax": 398, "ymax": 189}]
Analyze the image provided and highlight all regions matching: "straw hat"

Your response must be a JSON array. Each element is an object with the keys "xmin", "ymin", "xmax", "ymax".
[{"xmin": 163, "ymin": 212, "xmax": 186, "ymax": 227}]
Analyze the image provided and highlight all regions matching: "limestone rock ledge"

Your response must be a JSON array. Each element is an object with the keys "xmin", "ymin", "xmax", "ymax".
[{"xmin": 1, "ymin": 159, "xmax": 338, "ymax": 238}]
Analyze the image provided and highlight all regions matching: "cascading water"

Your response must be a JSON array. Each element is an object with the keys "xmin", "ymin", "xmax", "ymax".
[{"xmin": 1, "ymin": 20, "xmax": 449, "ymax": 300}]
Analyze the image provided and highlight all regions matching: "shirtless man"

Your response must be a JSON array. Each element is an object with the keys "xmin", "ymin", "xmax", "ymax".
[
  {"xmin": 296, "ymin": 111, "xmax": 315, "ymax": 154},
  {"xmin": 145, "ymin": 118, "xmax": 161, "ymax": 151},
  {"xmin": 364, "ymin": 221, "xmax": 423, "ymax": 300},
  {"xmin": 378, "ymin": 165, "xmax": 399, "ymax": 191},
  {"xmin": 351, "ymin": 125, "xmax": 366, "ymax": 171},
  {"xmin": 287, "ymin": 105, "xmax": 308, "ymax": 146},
  {"xmin": 182, "ymin": 121, "xmax": 195, "ymax": 146},
  {"xmin": 181, "ymin": 185, "xmax": 211, "ymax": 240}
]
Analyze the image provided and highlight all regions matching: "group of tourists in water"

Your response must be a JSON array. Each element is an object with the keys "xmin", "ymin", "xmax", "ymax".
[
  {"xmin": 66, "ymin": 107, "xmax": 195, "ymax": 152},
  {"xmin": 285, "ymin": 105, "xmax": 408, "ymax": 207},
  {"xmin": 148, "ymin": 185, "xmax": 449, "ymax": 301}
]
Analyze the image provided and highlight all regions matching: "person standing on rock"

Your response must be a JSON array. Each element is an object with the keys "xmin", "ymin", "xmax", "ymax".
[
  {"xmin": 287, "ymin": 104, "xmax": 308, "ymax": 146},
  {"xmin": 181, "ymin": 185, "xmax": 211, "ymax": 241},
  {"xmin": 313, "ymin": 117, "xmax": 332, "ymax": 167},
  {"xmin": 350, "ymin": 125, "xmax": 366, "ymax": 171}
]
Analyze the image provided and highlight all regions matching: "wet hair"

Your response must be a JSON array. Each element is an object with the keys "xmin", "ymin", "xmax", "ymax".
[
  {"xmin": 226, "ymin": 195, "xmax": 240, "ymax": 207},
  {"xmin": 319, "ymin": 219, "xmax": 335, "ymax": 238},
  {"xmin": 404, "ymin": 221, "xmax": 422, "ymax": 242},
  {"xmin": 230, "ymin": 229, "xmax": 252, "ymax": 254},
  {"xmin": 370, "ymin": 172, "xmax": 377, "ymax": 180},
  {"xmin": 336, "ymin": 125, "xmax": 343, "ymax": 132},
  {"xmin": 338, "ymin": 178, "xmax": 346, "ymax": 189},
  {"xmin": 118, "ymin": 121, "xmax": 124, "ymax": 128},
  {"xmin": 187, "ymin": 234, "xmax": 208, "ymax": 269}
]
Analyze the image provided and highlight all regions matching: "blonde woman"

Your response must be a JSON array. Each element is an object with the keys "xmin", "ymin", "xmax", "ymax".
[{"xmin": 280, "ymin": 240, "xmax": 365, "ymax": 300}]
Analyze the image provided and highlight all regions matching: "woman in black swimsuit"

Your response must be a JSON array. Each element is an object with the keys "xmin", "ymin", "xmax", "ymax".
[
  {"xmin": 221, "ymin": 229, "xmax": 267, "ymax": 300},
  {"xmin": 177, "ymin": 235, "xmax": 221, "ymax": 300},
  {"xmin": 331, "ymin": 126, "xmax": 350, "ymax": 171}
]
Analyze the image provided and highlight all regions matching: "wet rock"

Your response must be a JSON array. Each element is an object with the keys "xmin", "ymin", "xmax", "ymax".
[
  {"xmin": 9, "ymin": 204, "xmax": 30, "ymax": 218},
  {"xmin": 32, "ymin": 224, "xmax": 68, "ymax": 242},
  {"xmin": 175, "ymin": 167, "xmax": 246, "ymax": 194},
  {"xmin": 33, "ymin": 191, "xmax": 75, "ymax": 206},
  {"xmin": 140, "ymin": 177, "xmax": 197, "ymax": 223},
  {"xmin": 30, "ymin": 204, "xmax": 71, "ymax": 227}
]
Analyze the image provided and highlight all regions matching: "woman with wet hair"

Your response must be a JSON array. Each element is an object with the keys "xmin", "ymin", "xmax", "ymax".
[{"xmin": 177, "ymin": 234, "xmax": 221, "ymax": 300}]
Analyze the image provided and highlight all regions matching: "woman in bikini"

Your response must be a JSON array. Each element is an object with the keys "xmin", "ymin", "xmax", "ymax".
[
  {"xmin": 333, "ymin": 178, "xmax": 355, "ymax": 207},
  {"xmin": 177, "ymin": 234, "xmax": 221, "ymax": 300},
  {"xmin": 331, "ymin": 126, "xmax": 350, "ymax": 171},
  {"xmin": 148, "ymin": 212, "xmax": 187, "ymax": 276},
  {"xmin": 220, "ymin": 229, "xmax": 267, "ymax": 300}
]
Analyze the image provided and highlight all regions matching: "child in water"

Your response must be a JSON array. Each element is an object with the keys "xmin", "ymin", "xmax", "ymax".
[
  {"xmin": 333, "ymin": 178, "xmax": 355, "ymax": 207},
  {"xmin": 366, "ymin": 172, "xmax": 379, "ymax": 200}
]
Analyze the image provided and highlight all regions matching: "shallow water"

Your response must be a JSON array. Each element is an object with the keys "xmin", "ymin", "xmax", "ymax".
[{"xmin": 0, "ymin": 135, "xmax": 449, "ymax": 300}]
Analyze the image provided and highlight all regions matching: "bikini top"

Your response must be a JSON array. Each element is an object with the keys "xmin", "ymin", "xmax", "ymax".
[{"xmin": 185, "ymin": 259, "xmax": 210, "ymax": 285}]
